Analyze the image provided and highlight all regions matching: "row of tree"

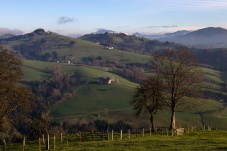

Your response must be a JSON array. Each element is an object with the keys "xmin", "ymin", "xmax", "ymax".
[{"xmin": 131, "ymin": 48, "xmax": 203, "ymax": 131}]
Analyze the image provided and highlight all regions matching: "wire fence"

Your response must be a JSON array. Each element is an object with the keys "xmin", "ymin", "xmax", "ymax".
[{"xmin": 0, "ymin": 125, "xmax": 215, "ymax": 151}]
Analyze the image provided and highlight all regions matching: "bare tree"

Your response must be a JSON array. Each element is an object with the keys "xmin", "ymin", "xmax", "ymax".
[
  {"xmin": 154, "ymin": 48, "xmax": 203, "ymax": 130},
  {"xmin": 131, "ymin": 75, "xmax": 164, "ymax": 132}
]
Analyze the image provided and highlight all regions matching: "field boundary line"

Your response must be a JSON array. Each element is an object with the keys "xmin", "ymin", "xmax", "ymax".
[
  {"xmin": 50, "ymin": 107, "xmax": 133, "ymax": 120},
  {"xmin": 218, "ymin": 107, "xmax": 227, "ymax": 118}
]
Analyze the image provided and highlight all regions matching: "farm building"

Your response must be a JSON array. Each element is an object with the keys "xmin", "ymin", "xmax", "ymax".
[{"xmin": 96, "ymin": 77, "xmax": 118, "ymax": 84}]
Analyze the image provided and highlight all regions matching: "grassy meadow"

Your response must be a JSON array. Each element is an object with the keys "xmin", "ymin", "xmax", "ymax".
[
  {"xmin": 20, "ymin": 60, "xmax": 227, "ymax": 130},
  {"xmin": 4, "ymin": 130, "xmax": 227, "ymax": 151}
]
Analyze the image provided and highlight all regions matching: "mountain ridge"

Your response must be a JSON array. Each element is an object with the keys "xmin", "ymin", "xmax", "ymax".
[{"xmin": 159, "ymin": 27, "xmax": 227, "ymax": 48}]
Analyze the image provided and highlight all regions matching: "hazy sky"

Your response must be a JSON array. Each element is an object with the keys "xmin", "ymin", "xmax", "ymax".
[{"xmin": 1, "ymin": 0, "xmax": 227, "ymax": 35}]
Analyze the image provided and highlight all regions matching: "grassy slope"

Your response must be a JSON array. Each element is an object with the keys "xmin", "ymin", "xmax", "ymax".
[
  {"xmin": 21, "ymin": 60, "xmax": 227, "ymax": 129},
  {"xmin": 21, "ymin": 65, "xmax": 50, "ymax": 81},
  {"xmin": 2, "ymin": 33, "xmax": 150, "ymax": 65},
  {"xmin": 8, "ymin": 131, "xmax": 227, "ymax": 151},
  {"xmin": 10, "ymin": 33, "xmax": 227, "ymax": 129},
  {"xmin": 2, "ymin": 32, "xmax": 227, "ymax": 130}
]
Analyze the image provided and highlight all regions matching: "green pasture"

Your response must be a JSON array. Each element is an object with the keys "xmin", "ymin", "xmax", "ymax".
[
  {"xmin": 20, "ymin": 60, "xmax": 227, "ymax": 129},
  {"xmin": 50, "ymin": 83, "xmax": 136, "ymax": 118},
  {"xmin": 21, "ymin": 65, "xmax": 50, "ymax": 81},
  {"xmin": 5, "ymin": 131, "xmax": 227, "ymax": 151},
  {"xmin": 4, "ymin": 33, "xmax": 151, "ymax": 65}
]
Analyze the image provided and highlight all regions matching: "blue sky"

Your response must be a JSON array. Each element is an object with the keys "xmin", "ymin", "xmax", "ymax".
[{"xmin": 1, "ymin": 0, "xmax": 227, "ymax": 35}]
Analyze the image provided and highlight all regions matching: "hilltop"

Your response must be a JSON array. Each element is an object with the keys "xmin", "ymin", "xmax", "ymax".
[
  {"xmin": 80, "ymin": 32, "xmax": 183, "ymax": 54},
  {"xmin": 4, "ymin": 28, "xmax": 227, "ymax": 72},
  {"xmin": 1, "ymin": 29, "xmax": 151, "ymax": 66}
]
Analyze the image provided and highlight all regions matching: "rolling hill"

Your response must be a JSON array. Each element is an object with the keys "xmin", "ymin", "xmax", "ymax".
[
  {"xmin": 1, "ymin": 29, "xmax": 152, "ymax": 66},
  {"xmin": 2, "ymin": 28, "xmax": 227, "ymax": 129},
  {"xmin": 80, "ymin": 32, "xmax": 183, "ymax": 54},
  {"xmin": 3, "ymin": 28, "xmax": 227, "ymax": 72},
  {"xmin": 21, "ymin": 59, "xmax": 227, "ymax": 129}
]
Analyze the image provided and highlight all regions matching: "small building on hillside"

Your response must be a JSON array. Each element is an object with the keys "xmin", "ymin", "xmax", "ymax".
[
  {"xmin": 96, "ymin": 77, "xmax": 118, "ymax": 84},
  {"xmin": 107, "ymin": 46, "xmax": 114, "ymax": 49}
]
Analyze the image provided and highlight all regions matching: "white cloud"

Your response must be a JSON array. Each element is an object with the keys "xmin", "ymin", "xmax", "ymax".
[{"xmin": 57, "ymin": 16, "xmax": 77, "ymax": 24}]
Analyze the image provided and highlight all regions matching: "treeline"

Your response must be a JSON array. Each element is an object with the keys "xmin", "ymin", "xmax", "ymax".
[
  {"xmin": 112, "ymin": 68, "xmax": 146, "ymax": 84},
  {"xmin": 5, "ymin": 66, "xmax": 78, "ymax": 141},
  {"xmin": 13, "ymin": 39, "xmax": 62, "ymax": 62},
  {"xmin": 14, "ymin": 38, "xmax": 47, "ymax": 59},
  {"xmin": 80, "ymin": 32, "xmax": 179, "ymax": 54},
  {"xmin": 81, "ymin": 55, "xmax": 148, "ymax": 83},
  {"xmin": 64, "ymin": 120, "xmax": 133, "ymax": 133},
  {"xmin": 194, "ymin": 48, "xmax": 227, "ymax": 71},
  {"xmin": 28, "ymin": 66, "xmax": 77, "ymax": 116}
]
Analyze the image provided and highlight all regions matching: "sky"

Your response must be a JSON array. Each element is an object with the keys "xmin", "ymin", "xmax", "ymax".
[{"xmin": 1, "ymin": 0, "xmax": 227, "ymax": 36}]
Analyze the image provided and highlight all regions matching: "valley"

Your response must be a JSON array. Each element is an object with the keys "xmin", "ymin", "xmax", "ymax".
[{"xmin": 2, "ymin": 28, "xmax": 227, "ymax": 131}]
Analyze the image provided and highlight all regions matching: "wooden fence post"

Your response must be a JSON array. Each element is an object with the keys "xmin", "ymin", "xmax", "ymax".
[
  {"xmin": 39, "ymin": 137, "xmax": 41, "ymax": 151},
  {"xmin": 61, "ymin": 133, "xmax": 63, "ymax": 143},
  {"xmin": 120, "ymin": 130, "xmax": 122, "ymax": 140},
  {"xmin": 142, "ymin": 128, "xmax": 144, "ymax": 137},
  {"xmin": 3, "ymin": 139, "xmax": 6, "ymax": 151},
  {"xmin": 128, "ymin": 129, "xmax": 130, "ymax": 140},
  {"xmin": 42, "ymin": 134, "xmax": 45, "ymax": 145},
  {"xmin": 23, "ymin": 136, "xmax": 26, "ymax": 146},
  {"xmin": 91, "ymin": 130, "xmax": 94, "ymax": 141},
  {"xmin": 46, "ymin": 134, "xmax": 49, "ymax": 150},
  {"xmin": 22, "ymin": 137, "xmax": 25, "ymax": 151},
  {"xmin": 111, "ymin": 130, "xmax": 113, "ymax": 141},
  {"xmin": 107, "ymin": 129, "xmax": 109, "ymax": 141},
  {"xmin": 53, "ymin": 135, "xmax": 56, "ymax": 149}
]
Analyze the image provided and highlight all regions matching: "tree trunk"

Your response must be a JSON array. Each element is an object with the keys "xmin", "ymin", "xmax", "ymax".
[
  {"xmin": 169, "ymin": 109, "xmax": 176, "ymax": 130},
  {"xmin": 150, "ymin": 114, "xmax": 155, "ymax": 132}
]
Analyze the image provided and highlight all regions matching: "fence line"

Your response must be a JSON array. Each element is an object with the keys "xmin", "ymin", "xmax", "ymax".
[{"xmin": 0, "ymin": 126, "xmax": 215, "ymax": 150}]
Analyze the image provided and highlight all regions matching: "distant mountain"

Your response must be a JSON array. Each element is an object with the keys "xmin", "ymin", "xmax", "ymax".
[
  {"xmin": 68, "ymin": 34, "xmax": 83, "ymax": 38},
  {"xmin": 159, "ymin": 27, "xmax": 227, "ymax": 48},
  {"xmin": 163, "ymin": 30, "xmax": 191, "ymax": 37},
  {"xmin": 133, "ymin": 30, "xmax": 191, "ymax": 40},
  {"xmin": 92, "ymin": 29, "xmax": 115, "ymax": 34}
]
